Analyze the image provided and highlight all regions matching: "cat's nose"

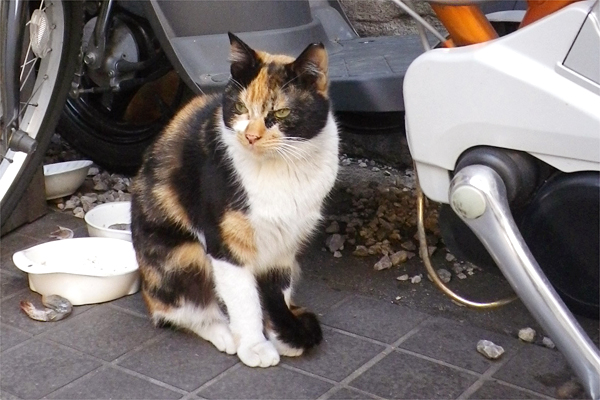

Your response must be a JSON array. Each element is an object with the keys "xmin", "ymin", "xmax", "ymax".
[
  {"xmin": 244, "ymin": 119, "xmax": 265, "ymax": 145},
  {"xmin": 245, "ymin": 133, "xmax": 260, "ymax": 144}
]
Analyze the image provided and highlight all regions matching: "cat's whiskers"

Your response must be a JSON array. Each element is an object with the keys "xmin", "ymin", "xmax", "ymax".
[
  {"xmin": 229, "ymin": 77, "xmax": 244, "ymax": 91},
  {"xmin": 273, "ymin": 142, "xmax": 311, "ymax": 164}
]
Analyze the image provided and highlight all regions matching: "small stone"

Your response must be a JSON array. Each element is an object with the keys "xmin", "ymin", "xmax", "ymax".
[
  {"xmin": 406, "ymin": 251, "xmax": 416, "ymax": 259},
  {"xmin": 73, "ymin": 207, "xmax": 85, "ymax": 219},
  {"xmin": 371, "ymin": 167, "xmax": 380, "ymax": 172},
  {"xmin": 325, "ymin": 234, "xmax": 345, "ymax": 253},
  {"xmin": 359, "ymin": 162, "xmax": 367, "ymax": 168},
  {"xmin": 384, "ymin": 170, "xmax": 391, "ymax": 176},
  {"xmin": 94, "ymin": 181, "xmax": 109, "ymax": 191},
  {"xmin": 457, "ymin": 272, "xmax": 467, "ymax": 280},
  {"xmin": 518, "ymin": 327, "xmax": 536, "ymax": 342},
  {"xmin": 477, "ymin": 340, "xmax": 505, "ymax": 359},
  {"xmin": 64, "ymin": 199, "xmax": 77, "ymax": 210},
  {"xmin": 411, "ymin": 274, "xmax": 422, "ymax": 284},
  {"xmin": 390, "ymin": 251, "xmax": 408, "ymax": 266},
  {"xmin": 445, "ymin": 253, "xmax": 456, "ymax": 262},
  {"xmin": 389, "ymin": 232, "xmax": 402, "ymax": 241},
  {"xmin": 428, "ymin": 246, "xmax": 436, "ymax": 256},
  {"xmin": 436, "ymin": 268, "xmax": 452, "ymax": 283},
  {"xmin": 325, "ymin": 221, "xmax": 340, "ymax": 234},
  {"xmin": 341, "ymin": 159, "xmax": 351, "ymax": 166},
  {"xmin": 88, "ymin": 167, "xmax": 100, "ymax": 176},
  {"xmin": 396, "ymin": 274, "xmax": 409, "ymax": 281},
  {"xmin": 333, "ymin": 251, "xmax": 342, "ymax": 258},
  {"xmin": 401, "ymin": 241, "xmax": 416, "ymax": 251},
  {"xmin": 352, "ymin": 245, "xmax": 369, "ymax": 257},
  {"xmin": 57, "ymin": 203, "xmax": 65, "ymax": 210},
  {"xmin": 374, "ymin": 255, "xmax": 393, "ymax": 271},
  {"xmin": 542, "ymin": 337, "xmax": 555, "ymax": 349},
  {"xmin": 452, "ymin": 263, "xmax": 464, "ymax": 274},
  {"xmin": 80, "ymin": 195, "xmax": 97, "ymax": 204}
]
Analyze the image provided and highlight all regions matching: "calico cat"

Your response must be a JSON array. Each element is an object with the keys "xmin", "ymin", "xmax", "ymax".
[{"xmin": 130, "ymin": 33, "xmax": 339, "ymax": 368}]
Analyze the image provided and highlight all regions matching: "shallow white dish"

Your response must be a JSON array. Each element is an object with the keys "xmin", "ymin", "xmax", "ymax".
[
  {"xmin": 12, "ymin": 237, "xmax": 140, "ymax": 305},
  {"xmin": 85, "ymin": 201, "xmax": 132, "ymax": 242},
  {"xmin": 44, "ymin": 160, "xmax": 93, "ymax": 200}
]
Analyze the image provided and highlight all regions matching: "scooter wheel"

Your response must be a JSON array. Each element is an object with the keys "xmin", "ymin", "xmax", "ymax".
[{"xmin": 520, "ymin": 172, "xmax": 599, "ymax": 319}]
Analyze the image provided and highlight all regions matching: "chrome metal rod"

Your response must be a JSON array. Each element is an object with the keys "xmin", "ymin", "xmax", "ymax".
[{"xmin": 449, "ymin": 165, "xmax": 600, "ymax": 400}]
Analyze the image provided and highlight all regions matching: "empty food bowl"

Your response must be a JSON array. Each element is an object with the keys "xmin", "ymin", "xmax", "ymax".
[
  {"xmin": 12, "ymin": 237, "xmax": 140, "ymax": 305},
  {"xmin": 44, "ymin": 160, "xmax": 93, "ymax": 200},
  {"xmin": 85, "ymin": 201, "xmax": 132, "ymax": 241}
]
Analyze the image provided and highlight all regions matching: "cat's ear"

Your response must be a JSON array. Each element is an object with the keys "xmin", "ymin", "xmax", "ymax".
[
  {"xmin": 228, "ymin": 32, "xmax": 260, "ymax": 84},
  {"xmin": 291, "ymin": 43, "xmax": 329, "ymax": 94}
]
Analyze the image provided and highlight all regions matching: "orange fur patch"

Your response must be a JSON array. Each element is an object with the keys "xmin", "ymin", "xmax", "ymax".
[
  {"xmin": 139, "ymin": 264, "xmax": 162, "ymax": 290},
  {"xmin": 152, "ymin": 183, "xmax": 192, "ymax": 229},
  {"xmin": 165, "ymin": 242, "xmax": 207, "ymax": 273},
  {"xmin": 220, "ymin": 210, "xmax": 257, "ymax": 265},
  {"xmin": 142, "ymin": 290, "xmax": 171, "ymax": 314}
]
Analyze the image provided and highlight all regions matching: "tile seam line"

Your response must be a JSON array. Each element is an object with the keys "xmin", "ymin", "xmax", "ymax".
[
  {"xmin": 0, "ymin": 320, "xmax": 35, "ymax": 340},
  {"xmin": 322, "ymin": 313, "xmax": 433, "ymax": 348},
  {"xmin": 279, "ymin": 363, "xmax": 338, "ymax": 385},
  {"xmin": 106, "ymin": 301, "xmax": 150, "ymax": 319},
  {"xmin": 317, "ymin": 318, "xmax": 431, "ymax": 400},
  {"xmin": 455, "ymin": 348, "xmax": 514, "ymax": 400},
  {"xmin": 488, "ymin": 377, "xmax": 556, "ymax": 400},
  {"xmin": 393, "ymin": 347, "xmax": 484, "ymax": 378},
  {"xmin": 32, "ymin": 333, "xmax": 190, "ymax": 397},
  {"xmin": 192, "ymin": 362, "xmax": 243, "ymax": 396},
  {"xmin": 0, "ymin": 287, "xmax": 31, "ymax": 303}
]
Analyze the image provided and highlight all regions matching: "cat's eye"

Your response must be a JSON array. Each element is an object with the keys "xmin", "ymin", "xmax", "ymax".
[
  {"xmin": 274, "ymin": 108, "xmax": 290, "ymax": 119},
  {"xmin": 235, "ymin": 102, "xmax": 248, "ymax": 114}
]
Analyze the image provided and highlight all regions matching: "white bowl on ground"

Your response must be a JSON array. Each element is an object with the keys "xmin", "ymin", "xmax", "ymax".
[
  {"xmin": 12, "ymin": 237, "xmax": 140, "ymax": 305},
  {"xmin": 85, "ymin": 201, "xmax": 132, "ymax": 242},
  {"xmin": 44, "ymin": 160, "xmax": 93, "ymax": 200}
]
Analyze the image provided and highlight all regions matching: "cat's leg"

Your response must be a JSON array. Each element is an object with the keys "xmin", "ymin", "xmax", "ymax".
[
  {"xmin": 145, "ymin": 293, "xmax": 236, "ymax": 355},
  {"xmin": 137, "ymin": 239, "xmax": 236, "ymax": 355},
  {"xmin": 211, "ymin": 258, "xmax": 280, "ymax": 368},
  {"xmin": 258, "ymin": 269, "xmax": 323, "ymax": 357}
]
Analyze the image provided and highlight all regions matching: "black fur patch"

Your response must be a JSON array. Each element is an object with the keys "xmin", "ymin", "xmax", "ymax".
[{"xmin": 257, "ymin": 270, "xmax": 323, "ymax": 350}]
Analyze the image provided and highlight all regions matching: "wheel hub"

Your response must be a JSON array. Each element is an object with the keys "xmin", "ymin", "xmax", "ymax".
[{"xmin": 82, "ymin": 16, "xmax": 139, "ymax": 87}]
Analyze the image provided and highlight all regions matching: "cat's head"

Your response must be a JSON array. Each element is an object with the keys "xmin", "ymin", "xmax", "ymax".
[{"xmin": 222, "ymin": 33, "xmax": 331, "ymax": 157}]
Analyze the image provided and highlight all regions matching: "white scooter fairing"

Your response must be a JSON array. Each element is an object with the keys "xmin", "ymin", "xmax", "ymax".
[
  {"xmin": 404, "ymin": 1, "xmax": 600, "ymax": 398},
  {"xmin": 405, "ymin": 0, "xmax": 599, "ymax": 203}
]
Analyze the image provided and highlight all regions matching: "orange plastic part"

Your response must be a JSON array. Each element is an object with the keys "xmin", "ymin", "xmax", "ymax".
[
  {"xmin": 520, "ymin": 0, "xmax": 581, "ymax": 27},
  {"xmin": 430, "ymin": 3, "xmax": 498, "ymax": 46}
]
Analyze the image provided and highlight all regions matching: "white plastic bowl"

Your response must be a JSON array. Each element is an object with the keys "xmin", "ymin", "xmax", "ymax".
[
  {"xmin": 85, "ymin": 201, "xmax": 132, "ymax": 241},
  {"xmin": 12, "ymin": 237, "xmax": 140, "ymax": 305},
  {"xmin": 44, "ymin": 160, "xmax": 93, "ymax": 200}
]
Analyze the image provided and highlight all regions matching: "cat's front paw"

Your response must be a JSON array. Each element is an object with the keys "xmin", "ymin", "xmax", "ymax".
[
  {"xmin": 204, "ymin": 323, "xmax": 237, "ymax": 355},
  {"xmin": 237, "ymin": 340, "xmax": 280, "ymax": 368},
  {"xmin": 267, "ymin": 330, "xmax": 304, "ymax": 357}
]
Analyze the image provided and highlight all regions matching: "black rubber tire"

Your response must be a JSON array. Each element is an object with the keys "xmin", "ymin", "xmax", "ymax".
[
  {"xmin": 0, "ymin": 1, "xmax": 83, "ymax": 229},
  {"xmin": 57, "ymin": 98, "xmax": 164, "ymax": 176}
]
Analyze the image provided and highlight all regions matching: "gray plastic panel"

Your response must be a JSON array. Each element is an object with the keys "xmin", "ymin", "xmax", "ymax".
[
  {"xmin": 155, "ymin": 0, "xmax": 312, "ymax": 37},
  {"xmin": 564, "ymin": 10, "xmax": 600, "ymax": 85},
  {"xmin": 327, "ymin": 35, "xmax": 425, "ymax": 112}
]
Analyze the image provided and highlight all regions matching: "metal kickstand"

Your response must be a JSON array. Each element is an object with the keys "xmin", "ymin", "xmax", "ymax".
[{"xmin": 449, "ymin": 164, "xmax": 600, "ymax": 400}]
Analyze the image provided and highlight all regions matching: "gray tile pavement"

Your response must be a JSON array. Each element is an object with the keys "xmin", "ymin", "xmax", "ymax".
[{"xmin": 0, "ymin": 211, "xmax": 591, "ymax": 399}]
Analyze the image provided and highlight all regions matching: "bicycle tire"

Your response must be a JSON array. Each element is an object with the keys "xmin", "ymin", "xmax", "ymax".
[{"xmin": 0, "ymin": 0, "xmax": 83, "ymax": 229}]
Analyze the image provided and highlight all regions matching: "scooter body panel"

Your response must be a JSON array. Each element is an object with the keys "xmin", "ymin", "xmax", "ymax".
[{"xmin": 405, "ymin": 0, "xmax": 600, "ymax": 203}]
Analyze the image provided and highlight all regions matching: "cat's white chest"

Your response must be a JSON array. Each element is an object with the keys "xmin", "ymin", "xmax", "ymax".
[{"xmin": 246, "ymin": 157, "xmax": 336, "ymax": 267}]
